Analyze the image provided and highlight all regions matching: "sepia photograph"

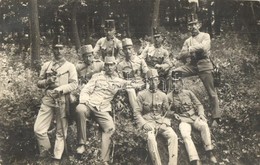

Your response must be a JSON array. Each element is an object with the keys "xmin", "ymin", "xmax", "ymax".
[{"xmin": 0, "ymin": 0, "xmax": 259, "ymax": 164}]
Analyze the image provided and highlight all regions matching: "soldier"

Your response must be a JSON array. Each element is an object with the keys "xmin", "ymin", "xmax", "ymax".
[
  {"xmin": 140, "ymin": 28, "xmax": 172, "ymax": 92},
  {"xmin": 34, "ymin": 41, "xmax": 78, "ymax": 163},
  {"xmin": 172, "ymin": 19, "xmax": 221, "ymax": 127},
  {"xmin": 167, "ymin": 74, "xmax": 217, "ymax": 165},
  {"xmin": 133, "ymin": 69, "xmax": 178, "ymax": 165},
  {"xmin": 69, "ymin": 45, "xmax": 104, "ymax": 120},
  {"xmin": 117, "ymin": 38, "xmax": 149, "ymax": 110},
  {"xmin": 76, "ymin": 44, "xmax": 104, "ymax": 85},
  {"xmin": 94, "ymin": 19, "xmax": 123, "ymax": 62},
  {"xmin": 76, "ymin": 56, "xmax": 133, "ymax": 165}
]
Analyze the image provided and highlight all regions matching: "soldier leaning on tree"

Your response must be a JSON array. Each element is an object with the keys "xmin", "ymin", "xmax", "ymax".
[
  {"xmin": 34, "ymin": 41, "xmax": 78, "ymax": 164},
  {"xmin": 171, "ymin": 19, "xmax": 221, "ymax": 127},
  {"xmin": 117, "ymin": 38, "xmax": 149, "ymax": 111},
  {"xmin": 167, "ymin": 73, "xmax": 217, "ymax": 165},
  {"xmin": 93, "ymin": 19, "xmax": 123, "ymax": 62},
  {"xmin": 133, "ymin": 69, "xmax": 178, "ymax": 165},
  {"xmin": 139, "ymin": 28, "xmax": 173, "ymax": 93}
]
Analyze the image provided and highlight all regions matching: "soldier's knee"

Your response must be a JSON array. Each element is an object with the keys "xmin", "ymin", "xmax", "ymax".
[
  {"xmin": 147, "ymin": 131, "xmax": 156, "ymax": 141},
  {"xmin": 103, "ymin": 126, "xmax": 115, "ymax": 134},
  {"xmin": 76, "ymin": 104, "xmax": 87, "ymax": 114},
  {"xmin": 34, "ymin": 125, "xmax": 43, "ymax": 137}
]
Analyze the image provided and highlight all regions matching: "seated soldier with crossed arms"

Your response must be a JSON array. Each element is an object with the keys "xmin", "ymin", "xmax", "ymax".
[{"xmin": 167, "ymin": 73, "xmax": 217, "ymax": 165}]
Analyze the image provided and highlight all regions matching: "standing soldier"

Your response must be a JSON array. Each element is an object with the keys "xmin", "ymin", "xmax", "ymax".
[
  {"xmin": 94, "ymin": 19, "xmax": 123, "ymax": 62},
  {"xmin": 117, "ymin": 38, "xmax": 149, "ymax": 110},
  {"xmin": 172, "ymin": 19, "xmax": 221, "ymax": 126},
  {"xmin": 167, "ymin": 74, "xmax": 217, "ymax": 165},
  {"xmin": 34, "ymin": 41, "xmax": 78, "ymax": 163},
  {"xmin": 133, "ymin": 69, "xmax": 178, "ymax": 165},
  {"xmin": 140, "ymin": 28, "xmax": 172, "ymax": 92},
  {"xmin": 76, "ymin": 56, "xmax": 133, "ymax": 165}
]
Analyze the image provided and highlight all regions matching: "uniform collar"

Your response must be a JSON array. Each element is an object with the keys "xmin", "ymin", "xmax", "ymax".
[{"xmin": 52, "ymin": 57, "xmax": 66, "ymax": 66}]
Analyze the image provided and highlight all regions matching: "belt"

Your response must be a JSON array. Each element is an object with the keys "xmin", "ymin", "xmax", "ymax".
[{"xmin": 179, "ymin": 109, "xmax": 195, "ymax": 118}]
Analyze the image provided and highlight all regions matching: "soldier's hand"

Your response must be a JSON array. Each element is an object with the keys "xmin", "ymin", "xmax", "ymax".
[
  {"xmin": 199, "ymin": 114, "xmax": 207, "ymax": 122},
  {"xmin": 155, "ymin": 64, "xmax": 162, "ymax": 69},
  {"xmin": 143, "ymin": 123, "xmax": 154, "ymax": 131},
  {"xmin": 46, "ymin": 76, "xmax": 56, "ymax": 85},
  {"xmin": 174, "ymin": 114, "xmax": 181, "ymax": 120},
  {"xmin": 47, "ymin": 89, "xmax": 62, "ymax": 98}
]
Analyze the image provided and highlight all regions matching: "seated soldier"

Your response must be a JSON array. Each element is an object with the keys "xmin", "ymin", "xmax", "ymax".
[
  {"xmin": 76, "ymin": 45, "xmax": 104, "ymax": 85},
  {"xmin": 167, "ymin": 73, "xmax": 217, "ymax": 165},
  {"xmin": 139, "ymin": 27, "xmax": 173, "ymax": 92},
  {"xmin": 117, "ymin": 38, "xmax": 149, "ymax": 110},
  {"xmin": 70, "ymin": 45, "xmax": 104, "ymax": 103},
  {"xmin": 133, "ymin": 69, "xmax": 178, "ymax": 165},
  {"xmin": 76, "ymin": 56, "xmax": 137, "ymax": 165}
]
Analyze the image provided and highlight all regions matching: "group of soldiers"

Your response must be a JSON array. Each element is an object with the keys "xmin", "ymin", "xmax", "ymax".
[{"xmin": 34, "ymin": 18, "xmax": 221, "ymax": 165}]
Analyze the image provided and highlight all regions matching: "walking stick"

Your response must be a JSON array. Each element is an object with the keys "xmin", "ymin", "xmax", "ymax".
[{"xmin": 55, "ymin": 94, "xmax": 68, "ymax": 156}]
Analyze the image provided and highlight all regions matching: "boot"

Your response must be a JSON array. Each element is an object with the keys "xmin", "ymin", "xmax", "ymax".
[
  {"xmin": 190, "ymin": 160, "xmax": 201, "ymax": 165},
  {"xmin": 207, "ymin": 150, "xmax": 217, "ymax": 164}
]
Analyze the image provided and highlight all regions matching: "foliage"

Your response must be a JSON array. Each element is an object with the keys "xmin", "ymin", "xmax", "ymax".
[{"xmin": 0, "ymin": 30, "xmax": 259, "ymax": 164}]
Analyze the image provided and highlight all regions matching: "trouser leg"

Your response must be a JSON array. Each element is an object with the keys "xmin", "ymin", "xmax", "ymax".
[
  {"xmin": 34, "ymin": 103, "xmax": 53, "ymax": 156},
  {"xmin": 160, "ymin": 125, "xmax": 178, "ymax": 165},
  {"xmin": 199, "ymin": 71, "xmax": 221, "ymax": 119},
  {"xmin": 53, "ymin": 116, "xmax": 68, "ymax": 159},
  {"xmin": 126, "ymin": 88, "xmax": 138, "ymax": 110},
  {"xmin": 193, "ymin": 118, "xmax": 213, "ymax": 151},
  {"xmin": 179, "ymin": 122, "xmax": 199, "ymax": 161},
  {"xmin": 76, "ymin": 104, "xmax": 91, "ymax": 145},
  {"xmin": 147, "ymin": 131, "xmax": 162, "ymax": 165},
  {"xmin": 94, "ymin": 110, "xmax": 115, "ymax": 162}
]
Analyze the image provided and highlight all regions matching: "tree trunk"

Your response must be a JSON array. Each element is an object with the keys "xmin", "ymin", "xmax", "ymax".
[
  {"xmin": 72, "ymin": 1, "xmax": 81, "ymax": 52},
  {"xmin": 151, "ymin": 0, "xmax": 161, "ymax": 35},
  {"xmin": 29, "ymin": 0, "xmax": 40, "ymax": 72},
  {"xmin": 207, "ymin": 0, "xmax": 213, "ymax": 37},
  {"xmin": 214, "ymin": 0, "xmax": 221, "ymax": 36}
]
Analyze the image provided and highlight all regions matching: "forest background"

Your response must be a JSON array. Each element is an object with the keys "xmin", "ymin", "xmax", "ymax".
[{"xmin": 0, "ymin": 0, "xmax": 259, "ymax": 164}]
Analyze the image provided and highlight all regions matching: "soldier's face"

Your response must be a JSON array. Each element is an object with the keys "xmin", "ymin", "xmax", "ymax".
[
  {"xmin": 148, "ymin": 77, "xmax": 159, "ymax": 91},
  {"xmin": 82, "ymin": 53, "xmax": 94, "ymax": 64},
  {"xmin": 53, "ymin": 47, "xmax": 63, "ymax": 60},
  {"xmin": 154, "ymin": 35, "xmax": 163, "ymax": 45},
  {"xmin": 106, "ymin": 29, "xmax": 116, "ymax": 40},
  {"xmin": 123, "ymin": 46, "xmax": 134, "ymax": 59},
  {"xmin": 104, "ymin": 63, "xmax": 116, "ymax": 76},
  {"xmin": 172, "ymin": 80, "xmax": 183, "ymax": 92},
  {"xmin": 188, "ymin": 23, "xmax": 200, "ymax": 36}
]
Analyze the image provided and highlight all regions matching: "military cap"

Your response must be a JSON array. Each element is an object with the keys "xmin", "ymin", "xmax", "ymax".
[
  {"xmin": 122, "ymin": 38, "xmax": 133, "ymax": 47},
  {"xmin": 171, "ymin": 71, "xmax": 183, "ymax": 81},
  {"xmin": 147, "ymin": 69, "xmax": 159, "ymax": 79},
  {"xmin": 153, "ymin": 27, "xmax": 161, "ymax": 37},
  {"xmin": 80, "ymin": 45, "xmax": 94, "ymax": 55},
  {"xmin": 188, "ymin": 19, "xmax": 199, "ymax": 25},
  {"xmin": 104, "ymin": 56, "xmax": 116, "ymax": 64},
  {"xmin": 104, "ymin": 19, "xmax": 116, "ymax": 30},
  {"xmin": 53, "ymin": 35, "xmax": 64, "ymax": 48}
]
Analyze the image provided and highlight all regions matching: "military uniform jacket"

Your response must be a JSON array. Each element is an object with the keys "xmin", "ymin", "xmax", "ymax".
[
  {"xmin": 178, "ymin": 32, "xmax": 213, "ymax": 72},
  {"xmin": 79, "ymin": 71, "xmax": 127, "ymax": 112},
  {"xmin": 167, "ymin": 89, "xmax": 204, "ymax": 122},
  {"xmin": 94, "ymin": 37, "xmax": 123, "ymax": 60},
  {"xmin": 76, "ymin": 60, "xmax": 104, "ymax": 85},
  {"xmin": 117, "ymin": 55, "xmax": 149, "ymax": 82},
  {"xmin": 37, "ymin": 58, "xmax": 78, "ymax": 93},
  {"xmin": 134, "ymin": 89, "xmax": 170, "ymax": 128},
  {"xmin": 140, "ymin": 45, "xmax": 172, "ymax": 76}
]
